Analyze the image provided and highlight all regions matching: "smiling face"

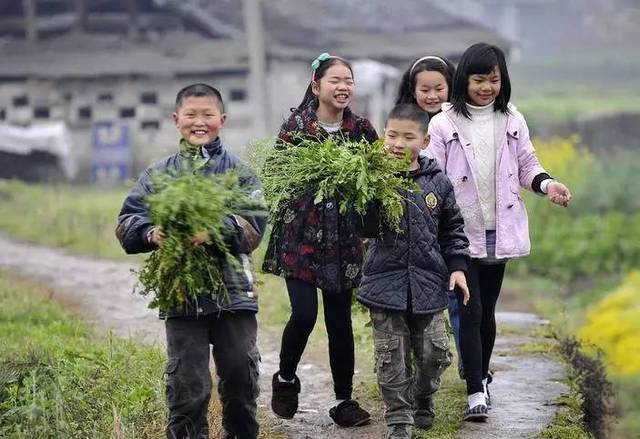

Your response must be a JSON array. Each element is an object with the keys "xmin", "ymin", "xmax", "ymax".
[
  {"xmin": 312, "ymin": 63, "xmax": 354, "ymax": 113},
  {"xmin": 467, "ymin": 64, "xmax": 502, "ymax": 107},
  {"xmin": 384, "ymin": 118, "xmax": 430, "ymax": 170},
  {"xmin": 172, "ymin": 95, "xmax": 226, "ymax": 145},
  {"xmin": 414, "ymin": 70, "xmax": 449, "ymax": 115}
]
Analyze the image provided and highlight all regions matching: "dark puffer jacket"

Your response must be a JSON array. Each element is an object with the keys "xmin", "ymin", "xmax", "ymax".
[
  {"xmin": 357, "ymin": 157, "xmax": 469, "ymax": 314},
  {"xmin": 262, "ymin": 101, "xmax": 378, "ymax": 292},
  {"xmin": 116, "ymin": 138, "xmax": 268, "ymax": 318}
]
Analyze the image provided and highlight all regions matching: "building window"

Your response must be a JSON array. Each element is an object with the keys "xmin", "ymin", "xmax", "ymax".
[
  {"xmin": 120, "ymin": 107, "xmax": 136, "ymax": 118},
  {"xmin": 13, "ymin": 95, "xmax": 29, "ymax": 107},
  {"xmin": 230, "ymin": 88, "xmax": 247, "ymax": 102},
  {"xmin": 141, "ymin": 120, "xmax": 160, "ymax": 130},
  {"xmin": 34, "ymin": 107, "xmax": 51, "ymax": 119},
  {"xmin": 0, "ymin": 108, "xmax": 5, "ymax": 120},
  {"xmin": 97, "ymin": 92, "xmax": 114, "ymax": 103},
  {"xmin": 78, "ymin": 106, "xmax": 92, "ymax": 120},
  {"xmin": 140, "ymin": 92, "xmax": 158, "ymax": 104}
]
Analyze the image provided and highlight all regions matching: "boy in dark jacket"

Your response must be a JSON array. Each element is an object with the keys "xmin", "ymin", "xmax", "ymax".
[
  {"xmin": 357, "ymin": 104, "xmax": 470, "ymax": 439},
  {"xmin": 115, "ymin": 84, "xmax": 267, "ymax": 439}
]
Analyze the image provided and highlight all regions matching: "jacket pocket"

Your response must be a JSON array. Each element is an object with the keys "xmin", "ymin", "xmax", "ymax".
[{"xmin": 507, "ymin": 172, "xmax": 524, "ymax": 204}]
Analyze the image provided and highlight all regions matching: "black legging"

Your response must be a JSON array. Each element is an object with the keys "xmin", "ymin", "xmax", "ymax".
[
  {"xmin": 278, "ymin": 278, "xmax": 355, "ymax": 400},
  {"xmin": 458, "ymin": 260, "xmax": 506, "ymax": 395}
]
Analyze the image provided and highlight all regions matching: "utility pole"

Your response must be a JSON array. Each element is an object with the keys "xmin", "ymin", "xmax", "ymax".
[
  {"xmin": 74, "ymin": 0, "xmax": 87, "ymax": 33},
  {"xmin": 123, "ymin": 0, "xmax": 139, "ymax": 38},
  {"xmin": 22, "ymin": 0, "xmax": 37, "ymax": 42},
  {"xmin": 242, "ymin": 0, "xmax": 268, "ymax": 138}
]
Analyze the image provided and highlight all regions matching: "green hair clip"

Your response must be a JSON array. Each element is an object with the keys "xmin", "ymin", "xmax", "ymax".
[{"xmin": 311, "ymin": 52, "xmax": 331, "ymax": 70}]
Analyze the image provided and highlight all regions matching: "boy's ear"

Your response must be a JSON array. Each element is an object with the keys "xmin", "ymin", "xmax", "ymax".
[
  {"xmin": 220, "ymin": 113, "xmax": 227, "ymax": 126},
  {"xmin": 422, "ymin": 133, "xmax": 431, "ymax": 150},
  {"xmin": 172, "ymin": 112, "xmax": 179, "ymax": 127}
]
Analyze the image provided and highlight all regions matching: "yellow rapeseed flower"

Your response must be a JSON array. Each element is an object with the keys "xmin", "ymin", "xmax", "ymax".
[{"xmin": 579, "ymin": 271, "xmax": 640, "ymax": 375}]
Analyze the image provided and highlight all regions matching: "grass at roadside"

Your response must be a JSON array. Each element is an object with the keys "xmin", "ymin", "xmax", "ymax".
[
  {"xmin": 540, "ymin": 385, "xmax": 595, "ymax": 439},
  {"xmin": 0, "ymin": 271, "xmax": 166, "ymax": 438},
  {"xmin": 0, "ymin": 179, "xmax": 129, "ymax": 260},
  {"xmin": 0, "ymin": 271, "xmax": 288, "ymax": 439}
]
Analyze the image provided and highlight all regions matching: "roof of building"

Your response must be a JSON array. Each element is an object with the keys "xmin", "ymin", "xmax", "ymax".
[
  {"xmin": 0, "ymin": 0, "xmax": 511, "ymax": 78},
  {"xmin": 0, "ymin": 32, "xmax": 248, "ymax": 78}
]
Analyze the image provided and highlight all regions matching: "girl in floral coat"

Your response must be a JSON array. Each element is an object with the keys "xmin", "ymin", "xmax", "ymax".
[{"xmin": 263, "ymin": 52, "xmax": 377, "ymax": 427}]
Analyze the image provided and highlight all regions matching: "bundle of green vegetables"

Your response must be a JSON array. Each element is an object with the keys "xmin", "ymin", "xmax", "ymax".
[
  {"xmin": 256, "ymin": 136, "xmax": 412, "ymax": 231},
  {"xmin": 136, "ymin": 168, "xmax": 266, "ymax": 310}
]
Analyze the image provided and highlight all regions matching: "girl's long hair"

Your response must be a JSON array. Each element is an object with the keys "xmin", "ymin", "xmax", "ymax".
[
  {"xmin": 296, "ymin": 57, "xmax": 354, "ymax": 110},
  {"xmin": 451, "ymin": 42, "xmax": 511, "ymax": 118},
  {"xmin": 395, "ymin": 56, "xmax": 455, "ymax": 107}
]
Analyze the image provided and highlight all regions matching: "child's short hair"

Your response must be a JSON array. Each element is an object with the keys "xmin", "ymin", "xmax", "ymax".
[
  {"xmin": 395, "ymin": 55, "xmax": 456, "ymax": 106},
  {"xmin": 386, "ymin": 104, "xmax": 430, "ymax": 134},
  {"xmin": 451, "ymin": 43, "xmax": 511, "ymax": 118},
  {"xmin": 175, "ymin": 83, "xmax": 225, "ymax": 112}
]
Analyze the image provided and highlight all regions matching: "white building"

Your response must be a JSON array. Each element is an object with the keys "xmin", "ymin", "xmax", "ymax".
[{"xmin": 0, "ymin": 0, "xmax": 510, "ymax": 182}]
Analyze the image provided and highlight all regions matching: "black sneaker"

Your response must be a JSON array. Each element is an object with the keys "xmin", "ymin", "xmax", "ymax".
[
  {"xmin": 463, "ymin": 403, "xmax": 488, "ymax": 422},
  {"xmin": 271, "ymin": 372, "xmax": 300, "ymax": 419},
  {"xmin": 386, "ymin": 423, "xmax": 412, "ymax": 439},
  {"xmin": 413, "ymin": 397, "xmax": 435, "ymax": 430},
  {"xmin": 329, "ymin": 399, "xmax": 371, "ymax": 427}
]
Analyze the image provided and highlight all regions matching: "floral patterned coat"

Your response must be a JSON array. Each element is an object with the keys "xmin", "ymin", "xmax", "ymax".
[{"xmin": 262, "ymin": 101, "xmax": 378, "ymax": 292}]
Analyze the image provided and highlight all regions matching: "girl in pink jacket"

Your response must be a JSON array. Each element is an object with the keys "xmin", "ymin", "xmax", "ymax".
[{"xmin": 427, "ymin": 43, "xmax": 572, "ymax": 421}]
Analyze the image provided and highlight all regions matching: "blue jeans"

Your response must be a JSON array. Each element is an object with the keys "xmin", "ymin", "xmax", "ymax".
[{"xmin": 447, "ymin": 291, "xmax": 462, "ymax": 376}]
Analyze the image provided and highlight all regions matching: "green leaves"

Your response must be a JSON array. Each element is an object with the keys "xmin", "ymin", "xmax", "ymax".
[
  {"xmin": 256, "ymin": 136, "xmax": 411, "ymax": 231},
  {"xmin": 136, "ymin": 166, "xmax": 266, "ymax": 310}
]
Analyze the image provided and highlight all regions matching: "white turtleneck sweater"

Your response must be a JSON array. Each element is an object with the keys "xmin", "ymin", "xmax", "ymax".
[{"xmin": 451, "ymin": 102, "xmax": 508, "ymax": 230}]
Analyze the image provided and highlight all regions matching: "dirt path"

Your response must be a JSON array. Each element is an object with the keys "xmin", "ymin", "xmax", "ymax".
[
  {"xmin": 0, "ymin": 234, "xmax": 566, "ymax": 439},
  {"xmin": 0, "ymin": 235, "xmax": 382, "ymax": 438},
  {"xmin": 456, "ymin": 312, "xmax": 568, "ymax": 439}
]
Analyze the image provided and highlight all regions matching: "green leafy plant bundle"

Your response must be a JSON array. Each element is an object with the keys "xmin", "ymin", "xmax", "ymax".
[
  {"xmin": 136, "ymin": 168, "xmax": 266, "ymax": 310},
  {"xmin": 256, "ymin": 136, "xmax": 411, "ymax": 231}
]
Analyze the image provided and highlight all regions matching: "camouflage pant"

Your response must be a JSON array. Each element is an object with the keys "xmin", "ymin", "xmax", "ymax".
[
  {"xmin": 371, "ymin": 310, "xmax": 452, "ymax": 426},
  {"xmin": 165, "ymin": 312, "xmax": 260, "ymax": 439}
]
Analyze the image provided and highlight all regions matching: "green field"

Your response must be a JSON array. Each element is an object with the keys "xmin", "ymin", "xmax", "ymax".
[
  {"xmin": 0, "ymin": 180, "xmax": 130, "ymax": 260},
  {"xmin": 511, "ymin": 52, "xmax": 640, "ymax": 125},
  {"xmin": 1, "ymin": 172, "xmax": 635, "ymax": 438}
]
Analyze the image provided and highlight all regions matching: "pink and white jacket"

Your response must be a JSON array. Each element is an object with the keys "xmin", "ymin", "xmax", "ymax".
[{"xmin": 427, "ymin": 103, "xmax": 546, "ymax": 259}]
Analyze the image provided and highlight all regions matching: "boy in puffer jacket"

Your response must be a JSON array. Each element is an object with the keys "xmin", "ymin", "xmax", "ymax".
[
  {"xmin": 357, "ymin": 104, "xmax": 470, "ymax": 439},
  {"xmin": 116, "ymin": 83, "xmax": 267, "ymax": 439}
]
